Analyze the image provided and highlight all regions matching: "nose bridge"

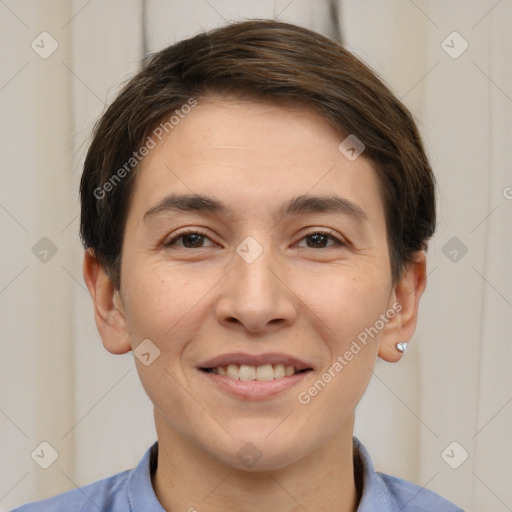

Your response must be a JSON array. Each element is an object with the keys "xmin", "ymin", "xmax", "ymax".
[
  {"xmin": 234, "ymin": 234, "xmax": 281, "ymax": 300},
  {"xmin": 216, "ymin": 234, "xmax": 296, "ymax": 331},
  {"xmin": 236, "ymin": 235, "xmax": 277, "ymax": 292}
]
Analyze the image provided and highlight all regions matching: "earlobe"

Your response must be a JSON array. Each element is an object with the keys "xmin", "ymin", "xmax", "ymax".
[
  {"xmin": 82, "ymin": 248, "xmax": 132, "ymax": 355},
  {"xmin": 378, "ymin": 251, "xmax": 427, "ymax": 362}
]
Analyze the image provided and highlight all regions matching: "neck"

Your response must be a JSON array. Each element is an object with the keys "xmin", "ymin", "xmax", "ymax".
[{"xmin": 151, "ymin": 410, "xmax": 360, "ymax": 512}]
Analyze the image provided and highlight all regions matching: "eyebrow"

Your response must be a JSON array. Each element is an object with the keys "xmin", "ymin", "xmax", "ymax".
[{"xmin": 143, "ymin": 193, "xmax": 368, "ymax": 222}]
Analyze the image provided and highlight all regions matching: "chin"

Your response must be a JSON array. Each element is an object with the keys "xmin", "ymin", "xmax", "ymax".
[{"xmin": 206, "ymin": 429, "xmax": 310, "ymax": 472}]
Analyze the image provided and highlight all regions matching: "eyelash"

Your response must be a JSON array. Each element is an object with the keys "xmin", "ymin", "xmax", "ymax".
[{"xmin": 163, "ymin": 229, "xmax": 347, "ymax": 249}]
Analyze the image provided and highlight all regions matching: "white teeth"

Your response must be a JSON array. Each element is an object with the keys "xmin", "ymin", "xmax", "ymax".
[
  {"xmin": 238, "ymin": 364, "xmax": 256, "ymax": 381},
  {"xmin": 212, "ymin": 363, "xmax": 298, "ymax": 381},
  {"xmin": 273, "ymin": 364, "xmax": 285, "ymax": 379},
  {"xmin": 226, "ymin": 364, "xmax": 239, "ymax": 380},
  {"xmin": 255, "ymin": 364, "xmax": 274, "ymax": 381},
  {"xmin": 285, "ymin": 365, "xmax": 295, "ymax": 377}
]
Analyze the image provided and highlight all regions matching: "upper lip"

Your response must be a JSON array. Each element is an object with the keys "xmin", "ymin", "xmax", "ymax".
[{"xmin": 198, "ymin": 352, "xmax": 314, "ymax": 371}]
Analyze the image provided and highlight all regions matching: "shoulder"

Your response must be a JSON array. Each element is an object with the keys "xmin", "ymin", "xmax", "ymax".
[
  {"xmin": 352, "ymin": 437, "xmax": 464, "ymax": 511},
  {"xmin": 9, "ymin": 469, "xmax": 131, "ymax": 512},
  {"xmin": 377, "ymin": 472, "xmax": 464, "ymax": 512}
]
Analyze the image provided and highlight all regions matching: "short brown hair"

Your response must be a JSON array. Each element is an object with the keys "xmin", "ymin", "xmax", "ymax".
[{"xmin": 80, "ymin": 19, "xmax": 436, "ymax": 289}]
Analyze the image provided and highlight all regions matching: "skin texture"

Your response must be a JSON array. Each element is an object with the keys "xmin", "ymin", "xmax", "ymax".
[{"xmin": 84, "ymin": 97, "xmax": 427, "ymax": 512}]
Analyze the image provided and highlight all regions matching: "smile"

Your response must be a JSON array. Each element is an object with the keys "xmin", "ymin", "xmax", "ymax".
[
  {"xmin": 201, "ymin": 363, "xmax": 310, "ymax": 381},
  {"xmin": 199, "ymin": 365, "xmax": 313, "ymax": 400}
]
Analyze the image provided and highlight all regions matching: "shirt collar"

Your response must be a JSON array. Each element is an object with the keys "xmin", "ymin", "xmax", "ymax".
[
  {"xmin": 127, "ymin": 437, "xmax": 398, "ymax": 511},
  {"xmin": 127, "ymin": 442, "xmax": 166, "ymax": 511},
  {"xmin": 353, "ymin": 436, "xmax": 399, "ymax": 511}
]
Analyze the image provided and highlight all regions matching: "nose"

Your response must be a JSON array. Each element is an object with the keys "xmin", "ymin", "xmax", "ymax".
[{"xmin": 215, "ymin": 240, "xmax": 297, "ymax": 334}]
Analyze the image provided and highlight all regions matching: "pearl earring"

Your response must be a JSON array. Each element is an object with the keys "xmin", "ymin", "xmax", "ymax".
[{"xmin": 396, "ymin": 342, "xmax": 409, "ymax": 353}]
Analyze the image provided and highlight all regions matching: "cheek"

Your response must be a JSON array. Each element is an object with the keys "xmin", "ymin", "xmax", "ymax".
[
  {"xmin": 297, "ymin": 272, "xmax": 386, "ymax": 421},
  {"xmin": 301, "ymin": 267, "xmax": 389, "ymax": 347},
  {"xmin": 120, "ymin": 259, "xmax": 202, "ymax": 342},
  {"xmin": 121, "ymin": 257, "xmax": 233, "ymax": 355}
]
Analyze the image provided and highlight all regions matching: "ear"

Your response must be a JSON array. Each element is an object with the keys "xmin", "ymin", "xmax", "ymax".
[
  {"xmin": 82, "ymin": 248, "xmax": 132, "ymax": 355},
  {"xmin": 378, "ymin": 251, "xmax": 427, "ymax": 362}
]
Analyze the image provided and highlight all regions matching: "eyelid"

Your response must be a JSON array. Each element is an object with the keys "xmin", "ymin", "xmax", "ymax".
[
  {"xmin": 297, "ymin": 228, "xmax": 348, "ymax": 247},
  {"xmin": 163, "ymin": 228, "xmax": 217, "ymax": 247},
  {"xmin": 163, "ymin": 227, "xmax": 349, "ymax": 249}
]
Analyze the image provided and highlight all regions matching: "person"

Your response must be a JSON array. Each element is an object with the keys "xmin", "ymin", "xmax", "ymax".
[{"xmin": 12, "ymin": 18, "xmax": 463, "ymax": 512}]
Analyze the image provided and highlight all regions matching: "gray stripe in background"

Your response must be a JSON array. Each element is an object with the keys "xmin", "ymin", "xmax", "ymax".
[
  {"xmin": 329, "ymin": 0, "xmax": 343, "ymax": 44},
  {"xmin": 139, "ymin": 1, "xmax": 344, "ymax": 67},
  {"xmin": 142, "ymin": 0, "xmax": 151, "ymax": 68}
]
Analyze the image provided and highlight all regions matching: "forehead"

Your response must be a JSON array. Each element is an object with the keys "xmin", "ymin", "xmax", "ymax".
[{"xmin": 129, "ymin": 97, "xmax": 385, "ymax": 226}]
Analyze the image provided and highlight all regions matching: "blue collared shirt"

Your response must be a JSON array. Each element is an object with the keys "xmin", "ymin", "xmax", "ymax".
[{"xmin": 11, "ymin": 437, "xmax": 464, "ymax": 511}]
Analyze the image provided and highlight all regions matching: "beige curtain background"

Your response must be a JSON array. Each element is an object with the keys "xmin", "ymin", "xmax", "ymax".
[{"xmin": 0, "ymin": 1, "xmax": 510, "ymax": 511}]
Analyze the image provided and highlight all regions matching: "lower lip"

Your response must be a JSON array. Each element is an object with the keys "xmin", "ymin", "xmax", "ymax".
[{"xmin": 198, "ymin": 369, "xmax": 312, "ymax": 400}]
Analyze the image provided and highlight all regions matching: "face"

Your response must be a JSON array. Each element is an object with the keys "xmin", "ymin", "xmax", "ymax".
[{"xmin": 90, "ymin": 97, "xmax": 421, "ymax": 471}]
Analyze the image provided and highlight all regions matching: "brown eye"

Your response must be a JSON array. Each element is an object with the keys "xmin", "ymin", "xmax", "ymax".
[
  {"xmin": 298, "ymin": 231, "xmax": 345, "ymax": 249},
  {"xmin": 164, "ymin": 231, "xmax": 215, "ymax": 249}
]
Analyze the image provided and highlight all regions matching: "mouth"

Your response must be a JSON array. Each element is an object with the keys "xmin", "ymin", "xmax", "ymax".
[
  {"xmin": 197, "ymin": 356, "xmax": 314, "ymax": 400},
  {"xmin": 200, "ymin": 363, "xmax": 313, "ymax": 381},
  {"xmin": 197, "ymin": 352, "xmax": 314, "ymax": 399}
]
